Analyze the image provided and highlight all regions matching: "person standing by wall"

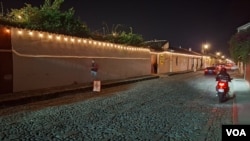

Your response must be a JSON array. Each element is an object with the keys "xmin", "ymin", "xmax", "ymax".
[
  {"xmin": 90, "ymin": 59, "xmax": 101, "ymax": 92},
  {"xmin": 90, "ymin": 59, "xmax": 98, "ymax": 80}
]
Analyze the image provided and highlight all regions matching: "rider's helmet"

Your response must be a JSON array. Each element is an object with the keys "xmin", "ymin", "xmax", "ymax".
[{"xmin": 220, "ymin": 67, "xmax": 227, "ymax": 73}]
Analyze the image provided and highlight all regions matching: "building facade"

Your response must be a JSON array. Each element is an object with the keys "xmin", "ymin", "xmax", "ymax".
[{"xmin": 0, "ymin": 26, "xmax": 213, "ymax": 94}]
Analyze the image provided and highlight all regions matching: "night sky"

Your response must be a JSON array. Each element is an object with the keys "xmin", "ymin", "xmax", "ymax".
[{"xmin": 2, "ymin": 0, "xmax": 250, "ymax": 57}]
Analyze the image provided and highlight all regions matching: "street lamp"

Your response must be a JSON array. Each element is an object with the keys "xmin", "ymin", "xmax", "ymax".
[
  {"xmin": 215, "ymin": 52, "xmax": 221, "ymax": 64},
  {"xmin": 216, "ymin": 52, "xmax": 220, "ymax": 56},
  {"xmin": 202, "ymin": 43, "xmax": 209, "ymax": 54}
]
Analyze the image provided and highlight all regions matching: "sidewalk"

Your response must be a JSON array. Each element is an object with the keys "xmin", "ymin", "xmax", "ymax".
[
  {"xmin": 0, "ymin": 75, "xmax": 159, "ymax": 109},
  {"xmin": 0, "ymin": 70, "xmax": 195, "ymax": 109},
  {"xmin": 231, "ymin": 73, "xmax": 250, "ymax": 124}
]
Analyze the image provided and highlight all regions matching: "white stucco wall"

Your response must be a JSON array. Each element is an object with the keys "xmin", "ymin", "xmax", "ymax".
[{"xmin": 11, "ymin": 28, "xmax": 151, "ymax": 92}]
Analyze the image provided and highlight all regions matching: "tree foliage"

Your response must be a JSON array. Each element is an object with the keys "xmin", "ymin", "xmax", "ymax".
[
  {"xmin": 2, "ymin": 0, "xmax": 144, "ymax": 46},
  {"xmin": 116, "ymin": 32, "xmax": 144, "ymax": 46},
  {"xmin": 6, "ymin": 0, "xmax": 90, "ymax": 37},
  {"xmin": 229, "ymin": 27, "xmax": 250, "ymax": 63},
  {"xmin": 5, "ymin": 4, "xmax": 39, "ymax": 27},
  {"xmin": 97, "ymin": 24, "xmax": 144, "ymax": 46}
]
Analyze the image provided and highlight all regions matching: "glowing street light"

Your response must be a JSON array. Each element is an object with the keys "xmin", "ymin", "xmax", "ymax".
[
  {"xmin": 204, "ymin": 44, "xmax": 209, "ymax": 49},
  {"xmin": 216, "ymin": 52, "xmax": 221, "ymax": 56},
  {"xmin": 202, "ymin": 43, "xmax": 210, "ymax": 54}
]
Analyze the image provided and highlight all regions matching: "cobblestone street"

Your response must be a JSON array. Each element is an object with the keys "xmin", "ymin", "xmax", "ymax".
[{"xmin": 0, "ymin": 72, "xmax": 233, "ymax": 140}]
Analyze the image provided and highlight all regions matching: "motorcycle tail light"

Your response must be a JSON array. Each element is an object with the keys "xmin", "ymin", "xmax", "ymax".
[{"xmin": 218, "ymin": 82, "xmax": 225, "ymax": 87}]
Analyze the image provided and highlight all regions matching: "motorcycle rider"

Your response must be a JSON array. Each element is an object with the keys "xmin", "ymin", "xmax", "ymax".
[
  {"xmin": 216, "ymin": 67, "xmax": 231, "ymax": 81},
  {"xmin": 215, "ymin": 67, "xmax": 231, "ymax": 96}
]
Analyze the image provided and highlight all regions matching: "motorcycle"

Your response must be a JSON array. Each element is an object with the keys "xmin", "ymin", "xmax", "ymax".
[{"xmin": 215, "ymin": 76, "xmax": 232, "ymax": 103}]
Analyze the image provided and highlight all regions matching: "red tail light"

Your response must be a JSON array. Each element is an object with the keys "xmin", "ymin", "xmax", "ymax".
[{"xmin": 218, "ymin": 82, "xmax": 225, "ymax": 87}]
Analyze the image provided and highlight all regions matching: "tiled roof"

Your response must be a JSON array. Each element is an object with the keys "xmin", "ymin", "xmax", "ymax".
[
  {"xmin": 237, "ymin": 22, "xmax": 250, "ymax": 32},
  {"xmin": 144, "ymin": 40, "xmax": 202, "ymax": 56},
  {"xmin": 143, "ymin": 40, "xmax": 168, "ymax": 51},
  {"xmin": 168, "ymin": 47, "xmax": 202, "ymax": 56}
]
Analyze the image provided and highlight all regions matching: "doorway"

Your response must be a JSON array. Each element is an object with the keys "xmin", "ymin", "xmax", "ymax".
[{"xmin": 151, "ymin": 54, "xmax": 158, "ymax": 74}]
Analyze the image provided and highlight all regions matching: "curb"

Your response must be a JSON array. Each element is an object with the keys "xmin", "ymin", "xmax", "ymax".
[{"xmin": 232, "ymin": 97, "xmax": 238, "ymax": 124}]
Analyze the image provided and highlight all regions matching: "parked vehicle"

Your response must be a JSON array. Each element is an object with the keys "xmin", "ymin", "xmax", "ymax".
[{"xmin": 204, "ymin": 67, "xmax": 218, "ymax": 75}]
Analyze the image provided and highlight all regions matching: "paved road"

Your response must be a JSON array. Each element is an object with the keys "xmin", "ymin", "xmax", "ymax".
[{"xmin": 0, "ymin": 71, "xmax": 234, "ymax": 140}]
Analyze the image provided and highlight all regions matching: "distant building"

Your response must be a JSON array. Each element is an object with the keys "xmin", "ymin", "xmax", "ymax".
[{"xmin": 237, "ymin": 22, "xmax": 250, "ymax": 33}]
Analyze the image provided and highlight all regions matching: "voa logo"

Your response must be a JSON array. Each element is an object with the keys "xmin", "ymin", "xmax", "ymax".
[{"xmin": 226, "ymin": 129, "xmax": 246, "ymax": 136}]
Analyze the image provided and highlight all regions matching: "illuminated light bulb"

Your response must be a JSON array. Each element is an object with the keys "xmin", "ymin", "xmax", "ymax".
[
  {"xmin": 39, "ymin": 33, "xmax": 43, "ymax": 38},
  {"xmin": 78, "ymin": 39, "xmax": 81, "ymax": 43},
  {"xmin": 98, "ymin": 42, "xmax": 101, "ymax": 46},
  {"xmin": 64, "ymin": 37, "xmax": 68, "ymax": 41},
  {"xmin": 18, "ymin": 30, "xmax": 23, "ymax": 35},
  {"xmin": 48, "ymin": 35, "xmax": 52, "ymax": 39},
  {"xmin": 83, "ymin": 40, "xmax": 87, "ymax": 43},
  {"xmin": 71, "ymin": 38, "xmax": 75, "ymax": 42},
  {"xmin": 29, "ymin": 31, "xmax": 33, "ymax": 36},
  {"xmin": 89, "ymin": 40, "xmax": 92, "ymax": 44},
  {"xmin": 93, "ymin": 41, "xmax": 97, "ymax": 45},
  {"xmin": 110, "ymin": 44, "xmax": 113, "ymax": 47},
  {"xmin": 5, "ymin": 29, "xmax": 10, "ymax": 33},
  {"xmin": 103, "ymin": 43, "xmax": 106, "ymax": 46},
  {"xmin": 56, "ymin": 36, "xmax": 61, "ymax": 40}
]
